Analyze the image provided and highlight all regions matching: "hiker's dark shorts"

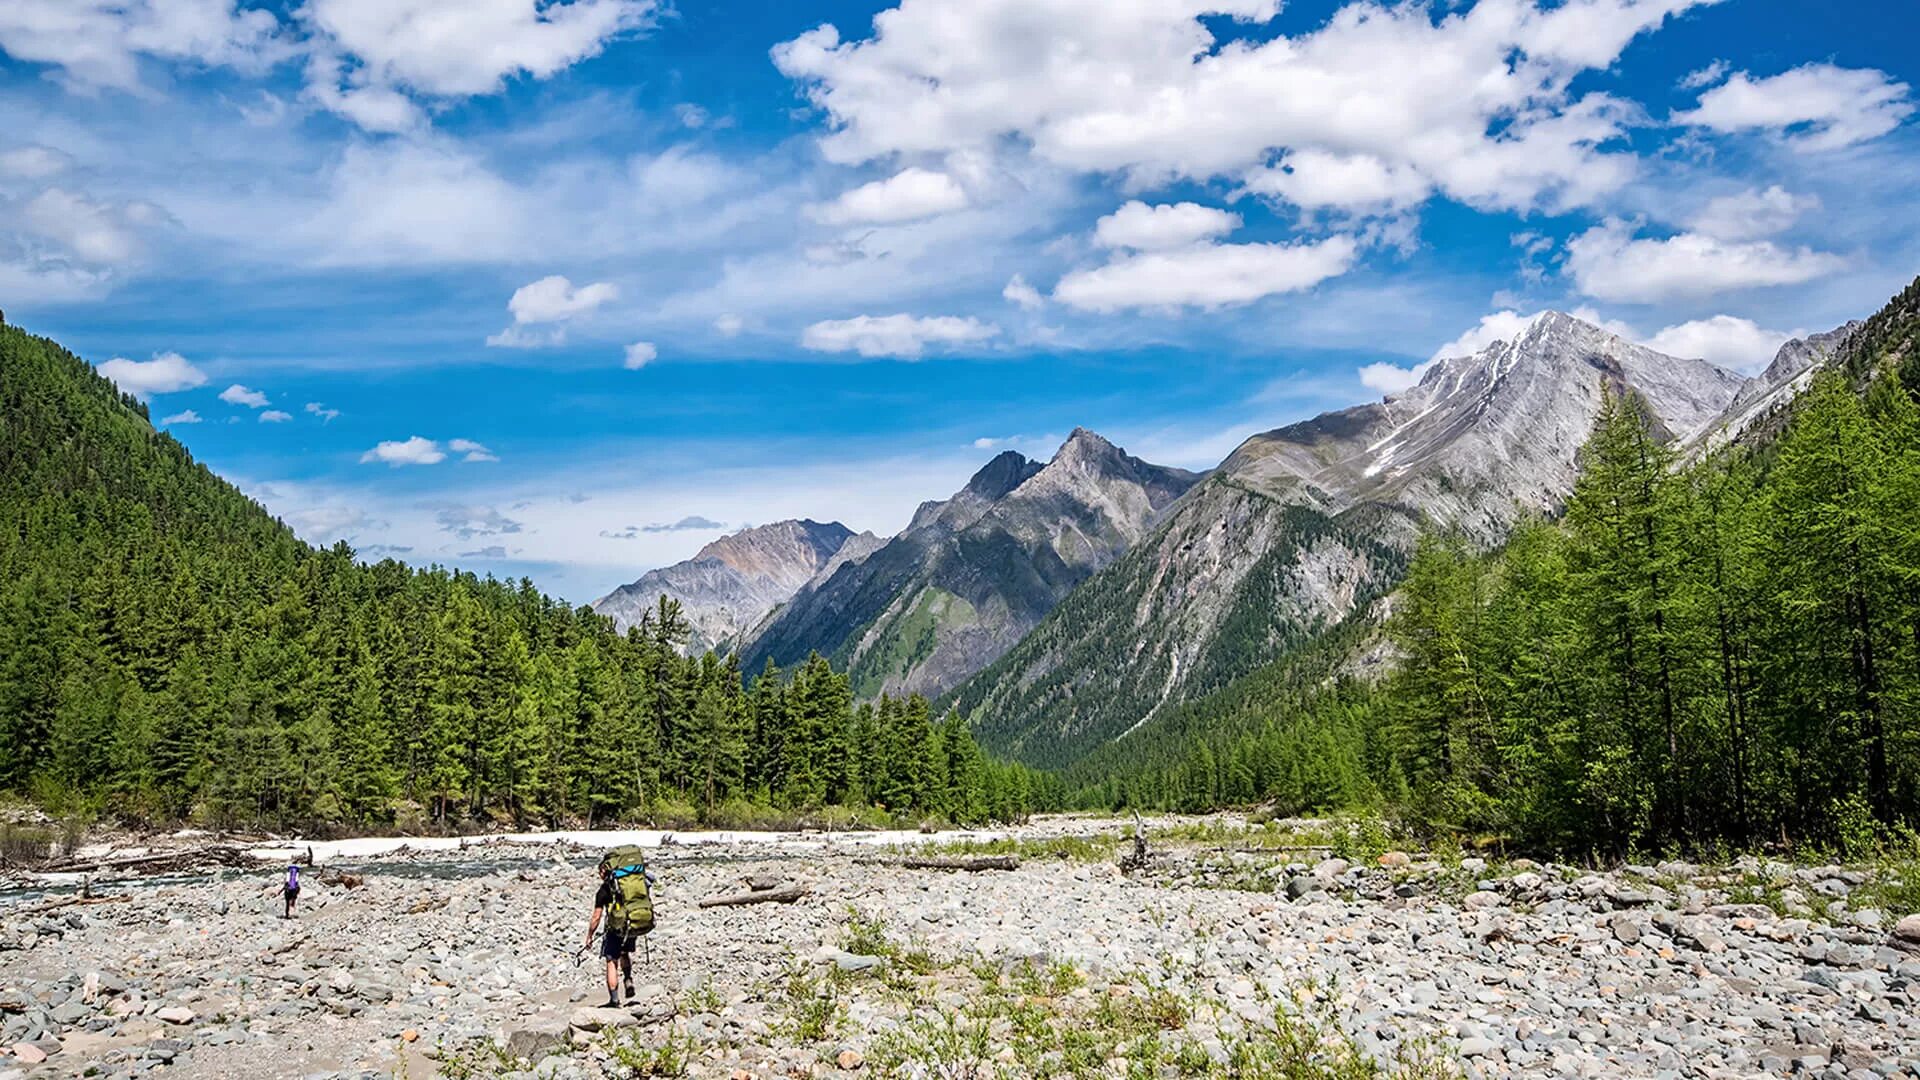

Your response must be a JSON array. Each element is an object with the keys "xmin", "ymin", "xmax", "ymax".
[{"xmin": 600, "ymin": 926, "xmax": 637, "ymax": 961}]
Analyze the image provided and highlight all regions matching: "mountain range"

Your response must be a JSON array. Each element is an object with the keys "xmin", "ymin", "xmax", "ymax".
[
  {"xmin": 592, "ymin": 301, "xmax": 1893, "ymax": 769},
  {"xmin": 592, "ymin": 519, "xmax": 880, "ymax": 652}
]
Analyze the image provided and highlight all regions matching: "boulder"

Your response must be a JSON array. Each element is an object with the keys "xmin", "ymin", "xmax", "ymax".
[
  {"xmin": 503, "ymin": 1023, "xmax": 570, "ymax": 1061},
  {"xmin": 155, "ymin": 1006, "xmax": 195, "ymax": 1025},
  {"xmin": 569, "ymin": 1006, "xmax": 640, "ymax": 1032}
]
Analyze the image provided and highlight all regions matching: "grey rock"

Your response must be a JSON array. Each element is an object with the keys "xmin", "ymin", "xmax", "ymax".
[
  {"xmin": 592, "ymin": 520, "xmax": 874, "ymax": 653},
  {"xmin": 503, "ymin": 1023, "xmax": 570, "ymax": 1060}
]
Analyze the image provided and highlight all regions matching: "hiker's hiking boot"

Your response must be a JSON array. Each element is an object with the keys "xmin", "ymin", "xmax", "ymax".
[
  {"xmin": 605, "ymin": 995, "xmax": 619, "ymax": 1009},
  {"xmin": 623, "ymin": 976, "xmax": 635, "ymax": 1000}
]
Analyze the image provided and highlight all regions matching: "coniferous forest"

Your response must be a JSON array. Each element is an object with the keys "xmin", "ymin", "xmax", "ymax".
[
  {"xmin": 7, "ymin": 277, "xmax": 1920, "ymax": 855},
  {"xmin": 1067, "ymin": 279, "xmax": 1920, "ymax": 855},
  {"xmin": 0, "ymin": 324, "xmax": 1040, "ymax": 831}
]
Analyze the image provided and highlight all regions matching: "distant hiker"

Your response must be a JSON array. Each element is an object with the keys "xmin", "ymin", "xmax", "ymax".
[
  {"xmin": 283, "ymin": 863, "xmax": 300, "ymax": 919},
  {"xmin": 582, "ymin": 846, "xmax": 655, "ymax": 1007}
]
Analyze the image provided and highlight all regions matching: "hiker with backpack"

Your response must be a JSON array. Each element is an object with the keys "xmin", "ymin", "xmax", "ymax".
[
  {"xmin": 283, "ymin": 863, "xmax": 300, "ymax": 919},
  {"xmin": 582, "ymin": 845, "xmax": 655, "ymax": 1007}
]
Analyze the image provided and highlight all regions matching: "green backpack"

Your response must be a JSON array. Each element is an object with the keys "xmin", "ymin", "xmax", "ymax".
[{"xmin": 599, "ymin": 845, "xmax": 655, "ymax": 935}]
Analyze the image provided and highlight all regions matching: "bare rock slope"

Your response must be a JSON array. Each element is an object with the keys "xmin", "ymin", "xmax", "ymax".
[
  {"xmin": 957, "ymin": 312, "xmax": 1749, "ymax": 767},
  {"xmin": 739, "ymin": 430, "xmax": 1200, "ymax": 700},
  {"xmin": 592, "ymin": 520, "xmax": 876, "ymax": 653}
]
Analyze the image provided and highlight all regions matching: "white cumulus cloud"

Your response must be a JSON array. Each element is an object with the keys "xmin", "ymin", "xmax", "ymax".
[
  {"xmin": 160, "ymin": 409, "xmax": 201, "ymax": 425},
  {"xmin": 448, "ymin": 437, "xmax": 498, "ymax": 462},
  {"xmin": 1674, "ymin": 63, "xmax": 1914, "ymax": 152},
  {"xmin": 1643, "ymin": 315, "xmax": 1801, "ymax": 374},
  {"xmin": 1002, "ymin": 274, "xmax": 1044, "ymax": 311},
  {"xmin": 259, "ymin": 409, "xmax": 292, "ymax": 423},
  {"xmin": 801, "ymin": 314, "xmax": 999, "ymax": 359},
  {"xmin": 219, "ymin": 383, "xmax": 270, "ymax": 408},
  {"xmin": 298, "ymin": 0, "xmax": 657, "ymax": 130},
  {"xmin": 1241, "ymin": 150, "xmax": 1431, "ymax": 213},
  {"xmin": 1054, "ymin": 235, "xmax": 1357, "ymax": 313},
  {"xmin": 810, "ymin": 167, "xmax": 969, "ymax": 226},
  {"xmin": 623, "ymin": 341, "xmax": 657, "ymax": 369},
  {"xmin": 1566, "ymin": 220, "xmax": 1846, "ymax": 303},
  {"xmin": 487, "ymin": 274, "xmax": 618, "ymax": 347},
  {"xmin": 1093, "ymin": 201, "xmax": 1240, "ymax": 251},
  {"xmin": 96, "ymin": 351, "xmax": 206, "ymax": 397},
  {"xmin": 1688, "ymin": 185, "xmax": 1817, "ymax": 241},
  {"xmin": 360, "ymin": 436, "xmax": 446, "ymax": 467},
  {"xmin": 0, "ymin": 0, "xmax": 284, "ymax": 92},
  {"xmin": 774, "ymin": 0, "xmax": 1713, "ymax": 213}
]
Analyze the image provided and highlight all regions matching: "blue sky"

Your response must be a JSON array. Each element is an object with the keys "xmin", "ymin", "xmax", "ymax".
[{"xmin": 3, "ymin": 0, "xmax": 1917, "ymax": 602}]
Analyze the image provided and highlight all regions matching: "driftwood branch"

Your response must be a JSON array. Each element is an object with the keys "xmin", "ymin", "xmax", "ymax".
[
  {"xmin": 899, "ymin": 855, "xmax": 1019, "ymax": 872},
  {"xmin": 852, "ymin": 854, "xmax": 1021, "ymax": 871},
  {"xmin": 8, "ymin": 895, "xmax": 130, "ymax": 918},
  {"xmin": 698, "ymin": 884, "xmax": 809, "ymax": 908},
  {"xmin": 39, "ymin": 844, "xmax": 263, "ymax": 875}
]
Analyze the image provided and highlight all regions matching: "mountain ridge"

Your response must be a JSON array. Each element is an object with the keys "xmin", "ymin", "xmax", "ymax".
[
  {"xmin": 737, "ymin": 429, "xmax": 1201, "ymax": 700},
  {"xmin": 953, "ymin": 310, "xmax": 1751, "ymax": 768},
  {"xmin": 592, "ymin": 518, "xmax": 875, "ymax": 653}
]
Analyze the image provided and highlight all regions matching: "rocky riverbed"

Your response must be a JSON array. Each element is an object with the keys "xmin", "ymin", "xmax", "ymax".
[{"xmin": 2, "ymin": 818, "xmax": 1919, "ymax": 1079}]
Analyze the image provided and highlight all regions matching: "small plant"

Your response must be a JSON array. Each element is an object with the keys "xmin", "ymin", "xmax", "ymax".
[
  {"xmin": 777, "ymin": 965, "xmax": 843, "ymax": 1044},
  {"xmin": 1009, "ymin": 957, "xmax": 1084, "ymax": 998},
  {"xmin": 870, "ymin": 1004, "xmax": 995, "ymax": 1079},
  {"xmin": 604, "ymin": 1021, "xmax": 699, "ymax": 1077},
  {"xmin": 842, "ymin": 908, "xmax": 897, "ymax": 958},
  {"xmin": 1853, "ymin": 860, "xmax": 1920, "ymax": 917},
  {"xmin": 1830, "ymin": 793, "xmax": 1880, "ymax": 862},
  {"xmin": 435, "ymin": 1037, "xmax": 523, "ymax": 1079},
  {"xmin": 916, "ymin": 834, "xmax": 1119, "ymax": 862},
  {"xmin": 680, "ymin": 977, "xmax": 723, "ymax": 1015}
]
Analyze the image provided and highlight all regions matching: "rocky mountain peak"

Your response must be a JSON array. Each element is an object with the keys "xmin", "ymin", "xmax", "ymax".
[
  {"xmin": 694, "ymin": 518, "xmax": 853, "ymax": 577},
  {"xmin": 1761, "ymin": 321, "xmax": 1862, "ymax": 385},
  {"xmin": 591, "ymin": 518, "xmax": 869, "ymax": 650},
  {"xmin": 966, "ymin": 450, "xmax": 1043, "ymax": 498},
  {"xmin": 739, "ymin": 430, "xmax": 1198, "ymax": 702}
]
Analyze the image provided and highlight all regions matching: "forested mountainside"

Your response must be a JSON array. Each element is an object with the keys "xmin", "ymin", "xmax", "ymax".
[
  {"xmin": 0, "ymin": 324, "xmax": 1038, "ymax": 830},
  {"xmin": 1058, "ymin": 276, "xmax": 1920, "ymax": 854},
  {"xmin": 955, "ymin": 312, "xmax": 1746, "ymax": 768},
  {"xmin": 591, "ymin": 519, "xmax": 876, "ymax": 654},
  {"xmin": 740, "ymin": 429, "xmax": 1199, "ymax": 701}
]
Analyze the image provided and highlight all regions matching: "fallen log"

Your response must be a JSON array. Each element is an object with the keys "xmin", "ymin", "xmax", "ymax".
[
  {"xmin": 7, "ymin": 894, "xmax": 130, "ymax": 918},
  {"xmin": 899, "ymin": 855, "xmax": 1019, "ymax": 872},
  {"xmin": 698, "ymin": 884, "xmax": 809, "ymax": 908},
  {"xmin": 39, "ymin": 844, "xmax": 262, "ymax": 875}
]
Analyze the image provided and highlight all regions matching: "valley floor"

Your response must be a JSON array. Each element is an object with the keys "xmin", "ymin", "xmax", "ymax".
[{"xmin": 2, "ymin": 816, "xmax": 1918, "ymax": 1079}]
